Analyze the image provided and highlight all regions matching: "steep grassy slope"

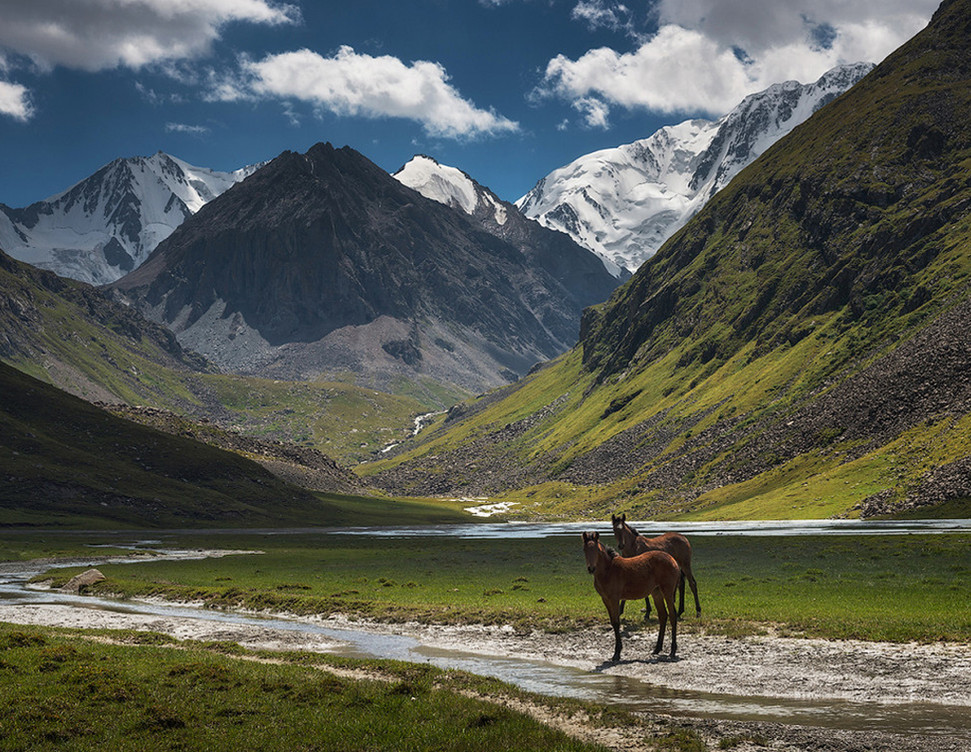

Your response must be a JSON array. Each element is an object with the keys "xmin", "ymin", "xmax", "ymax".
[
  {"xmin": 0, "ymin": 248, "xmax": 457, "ymax": 463},
  {"xmin": 365, "ymin": 0, "xmax": 971, "ymax": 520},
  {"xmin": 0, "ymin": 361, "xmax": 338, "ymax": 527}
]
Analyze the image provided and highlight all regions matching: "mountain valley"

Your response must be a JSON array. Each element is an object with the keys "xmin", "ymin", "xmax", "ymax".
[
  {"xmin": 2, "ymin": 0, "xmax": 970, "ymax": 524},
  {"xmin": 364, "ymin": 0, "xmax": 971, "ymax": 521}
]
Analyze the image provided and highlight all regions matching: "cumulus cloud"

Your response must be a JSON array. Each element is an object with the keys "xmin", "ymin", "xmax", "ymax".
[
  {"xmin": 0, "ymin": 80, "xmax": 31, "ymax": 121},
  {"xmin": 221, "ymin": 46, "xmax": 519, "ymax": 139},
  {"xmin": 542, "ymin": 0, "xmax": 938, "ymax": 121},
  {"xmin": 572, "ymin": 97, "xmax": 611, "ymax": 129},
  {"xmin": 0, "ymin": 0, "xmax": 298, "ymax": 120},
  {"xmin": 542, "ymin": 26, "xmax": 754, "ymax": 117},
  {"xmin": 0, "ymin": 0, "xmax": 299, "ymax": 72}
]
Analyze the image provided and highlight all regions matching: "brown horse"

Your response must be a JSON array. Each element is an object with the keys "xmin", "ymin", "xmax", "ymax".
[
  {"xmin": 582, "ymin": 531, "xmax": 680, "ymax": 661},
  {"xmin": 611, "ymin": 513, "xmax": 701, "ymax": 618}
]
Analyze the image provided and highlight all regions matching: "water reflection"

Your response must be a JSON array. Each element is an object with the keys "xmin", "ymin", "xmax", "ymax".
[{"xmin": 329, "ymin": 518, "xmax": 971, "ymax": 539}]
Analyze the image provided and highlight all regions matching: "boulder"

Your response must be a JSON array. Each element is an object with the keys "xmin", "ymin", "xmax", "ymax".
[{"xmin": 60, "ymin": 568, "xmax": 106, "ymax": 594}]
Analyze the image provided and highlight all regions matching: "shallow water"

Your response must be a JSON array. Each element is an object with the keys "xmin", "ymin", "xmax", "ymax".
[
  {"xmin": 328, "ymin": 517, "xmax": 971, "ymax": 539},
  {"xmin": 1, "ymin": 543, "xmax": 970, "ymax": 741},
  {"xmin": 14, "ymin": 518, "xmax": 971, "ymax": 542}
]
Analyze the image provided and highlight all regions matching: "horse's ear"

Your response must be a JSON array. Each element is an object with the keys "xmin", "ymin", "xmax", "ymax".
[
  {"xmin": 593, "ymin": 531, "xmax": 600, "ymax": 540},
  {"xmin": 622, "ymin": 513, "xmax": 626, "ymax": 523}
]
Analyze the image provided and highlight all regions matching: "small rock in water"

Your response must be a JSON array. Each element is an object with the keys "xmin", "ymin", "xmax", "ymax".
[{"xmin": 60, "ymin": 568, "xmax": 106, "ymax": 594}]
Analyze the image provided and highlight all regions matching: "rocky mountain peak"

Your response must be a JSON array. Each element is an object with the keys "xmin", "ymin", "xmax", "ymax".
[{"xmin": 111, "ymin": 143, "xmax": 619, "ymax": 393}]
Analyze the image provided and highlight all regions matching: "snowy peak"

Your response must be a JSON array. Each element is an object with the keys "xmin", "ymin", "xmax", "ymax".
[
  {"xmin": 394, "ymin": 155, "xmax": 508, "ymax": 226},
  {"xmin": 517, "ymin": 62, "xmax": 874, "ymax": 275},
  {"xmin": 0, "ymin": 152, "xmax": 261, "ymax": 284},
  {"xmin": 393, "ymin": 154, "xmax": 625, "ymax": 279}
]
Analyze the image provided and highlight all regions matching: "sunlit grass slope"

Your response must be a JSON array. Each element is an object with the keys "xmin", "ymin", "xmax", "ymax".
[{"xmin": 365, "ymin": 0, "xmax": 971, "ymax": 520}]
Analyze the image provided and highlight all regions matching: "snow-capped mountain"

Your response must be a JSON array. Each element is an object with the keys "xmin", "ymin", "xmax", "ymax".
[
  {"xmin": 0, "ymin": 152, "xmax": 261, "ymax": 284},
  {"xmin": 393, "ymin": 154, "xmax": 627, "ymax": 278},
  {"xmin": 517, "ymin": 62, "xmax": 874, "ymax": 275},
  {"xmin": 394, "ymin": 155, "xmax": 510, "ymax": 227},
  {"xmin": 112, "ymin": 143, "xmax": 619, "ymax": 391}
]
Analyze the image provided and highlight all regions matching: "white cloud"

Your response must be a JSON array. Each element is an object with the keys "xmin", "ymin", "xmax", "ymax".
[
  {"xmin": 0, "ymin": 0, "xmax": 299, "ymax": 72},
  {"xmin": 165, "ymin": 122, "xmax": 209, "ymax": 135},
  {"xmin": 0, "ymin": 80, "xmax": 31, "ymax": 121},
  {"xmin": 542, "ymin": 25, "xmax": 754, "ymax": 116},
  {"xmin": 572, "ymin": 1, "xmax": 633, "ymax": 33},
  {"xmin": 224, "ymin": 46, "xmax": 519, "ymax": 139},
  {"xmin": 572, "ymin": 97, "xmax": 611, "ymax": 129},
  {"xmin": 653, "ymin": 0, "xmax": 935, "ymax": 57},
  {"xmin": 542, "ymin": 0, "xmax": 937, "ymax": 119}
]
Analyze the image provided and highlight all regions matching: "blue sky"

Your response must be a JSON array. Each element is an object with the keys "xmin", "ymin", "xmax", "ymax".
[{"xmin": 0, "ymin": 0, "xmax": 938, "ymax": 208}]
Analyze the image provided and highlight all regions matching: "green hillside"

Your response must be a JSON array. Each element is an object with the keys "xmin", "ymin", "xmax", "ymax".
[
  {"xmin": 0, "ymin": 361, "xmax": 471, "ymax": 528},
  {"xmin": 365, "ymin": 0, "xmax": 971, "ymax": 520},
  {"xmin": 0, "ymin": 360, "xmax": 327, "ymax": 527},
  {"xmin": 0, "ymin": 249, "xmax": 461, "ymax": 464}
]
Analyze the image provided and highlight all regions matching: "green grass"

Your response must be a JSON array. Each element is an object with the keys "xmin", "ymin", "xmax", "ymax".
[
  {"xmin": 201, "ymin": 373, "xmax": 463, "ymax": 464},
  {"xmin": 0, "ymin": 623, "xmax": 612, "ymax": 752},
  {"xmin": 361, "ymin": 6, "xmax": 971, "ymax": 522},
  {"xmin": 22, "ymin": 531, "xmax": 971, "ymax": 644}
]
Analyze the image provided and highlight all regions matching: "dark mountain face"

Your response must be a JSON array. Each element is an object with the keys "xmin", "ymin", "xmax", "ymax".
[{"xmin": 113, "ymin": 143, "xmax": 619, "ymax": 390}]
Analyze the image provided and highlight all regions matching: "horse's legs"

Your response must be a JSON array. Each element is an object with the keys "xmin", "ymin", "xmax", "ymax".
[
  {"xmin": 604, "ymin": 597, "xmax": 623, "ymax": 662},
  {"xmin": 651, "ymin": 590, "xmax": 667, "ymax": 655},
  {"xmin": 677, "ymin": 571, "xmax": 686, "ymax": 616},
  {"xmin": 665, "ymin": 588, "xmax": 678, "ymax": 657},
  {"xmin": 683, "ymin": 564, "xmax": 701, "ymax": 616},
  {"xmin": 643, "ymin": 597, "xmax": 651, "ymax": 620}
]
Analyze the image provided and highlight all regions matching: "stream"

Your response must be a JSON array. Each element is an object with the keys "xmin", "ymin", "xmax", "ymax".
[{"xmin": 2, "ymin": 519, "xmax": 970, "ymax": 742}]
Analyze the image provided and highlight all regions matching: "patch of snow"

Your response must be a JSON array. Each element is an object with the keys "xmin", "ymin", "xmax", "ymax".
[{"xmin": 464, "ymin": 501, "xmax": 519, "ymax": 517}]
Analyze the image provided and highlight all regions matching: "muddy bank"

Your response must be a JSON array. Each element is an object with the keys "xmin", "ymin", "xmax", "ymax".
[{"xmin": 390, "ymin": 618, "xmax": 971, "ymax": 707}]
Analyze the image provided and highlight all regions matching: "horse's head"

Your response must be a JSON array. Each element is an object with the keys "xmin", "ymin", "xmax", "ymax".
[
  {"xmin": 611, "ymin": 513, "xmax": 634, "ymax": 554},
  {"xmin": 582, "ymin": 531, "xmax": 601, "ymax": 573}
]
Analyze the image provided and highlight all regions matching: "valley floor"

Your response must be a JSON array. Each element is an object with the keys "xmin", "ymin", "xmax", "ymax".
[{"xmin": 2, "ymin": 588, "xmax": 969, "ymax": 752}]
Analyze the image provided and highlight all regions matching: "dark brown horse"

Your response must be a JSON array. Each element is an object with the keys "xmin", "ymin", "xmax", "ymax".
[
  {"xmin": 611, "ymin": 514, "xmax": 701, "ymax": 618},
  {"xmin": 582, "ymin": 531, "xmax": 680, "ymax": 661}
]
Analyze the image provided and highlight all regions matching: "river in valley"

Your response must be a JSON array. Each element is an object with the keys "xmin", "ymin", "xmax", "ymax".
[{"xmin": 1, "ymin": 519, "xmax": 970, "ymax": 745}]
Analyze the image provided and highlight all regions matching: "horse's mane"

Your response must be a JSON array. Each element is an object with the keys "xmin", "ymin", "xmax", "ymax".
[
  {"xmin": 625, "ymin": 521, "xmax": 641, "ymax": 538},
  {"xmin": 605, "ymin": 546, "xmax": 620, "ymax": 559}
]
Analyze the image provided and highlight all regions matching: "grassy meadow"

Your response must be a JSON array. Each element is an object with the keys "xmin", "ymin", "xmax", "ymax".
[
  {"xmin": 13, "ymin": 530, "xmax": 971, "ymax": 644},
  {"xmin": 0, "ymin": 623, "xmax": 632, "ymax": 752}
]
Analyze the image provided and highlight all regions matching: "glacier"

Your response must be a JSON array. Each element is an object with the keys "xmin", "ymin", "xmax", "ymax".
[{"xmin": 516, "ymin": 62, "xmax": 875, "ymax": 276}]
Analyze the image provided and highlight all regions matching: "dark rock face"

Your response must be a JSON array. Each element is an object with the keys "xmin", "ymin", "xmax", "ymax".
[{"xmin": 113, "ymin": 143, "xmax": 619, "ymax": 390}]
